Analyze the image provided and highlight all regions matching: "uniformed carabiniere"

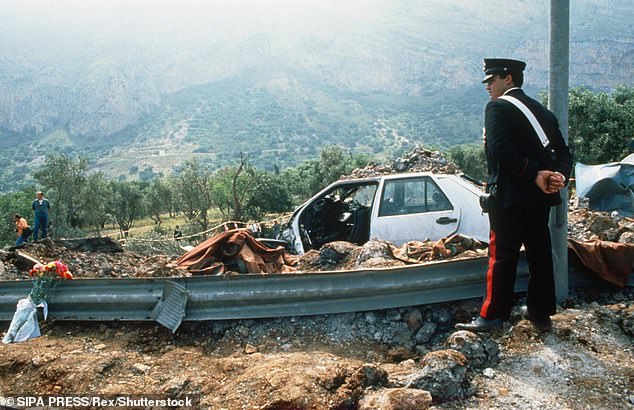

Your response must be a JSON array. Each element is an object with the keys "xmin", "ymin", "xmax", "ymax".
[{"xmin": 456, "ymin": 58, "xmax": 573, "ymax": 333}]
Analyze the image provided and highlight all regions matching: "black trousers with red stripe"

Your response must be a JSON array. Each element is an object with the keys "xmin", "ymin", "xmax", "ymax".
[{"xmin": 480, "ymin": 203, "xmax": 556, "ymax": 321}]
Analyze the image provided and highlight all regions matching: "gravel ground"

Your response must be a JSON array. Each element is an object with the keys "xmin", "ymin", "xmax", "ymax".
[{"xmin": 1, "ymin": 283, "xmax": 632, "ymax": 409}]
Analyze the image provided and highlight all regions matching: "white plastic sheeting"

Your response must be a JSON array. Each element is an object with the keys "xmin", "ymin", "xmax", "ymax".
[{"xmin": 2, "ymin": 297, "xmax": 47, "ymax": 344}]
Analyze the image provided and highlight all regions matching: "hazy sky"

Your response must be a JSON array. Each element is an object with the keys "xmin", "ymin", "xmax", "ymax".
[
  {"xmin": 1, "ymin": 0, "xmax": 630, "ymax": 92},
  {"xmin": 1, "ymin": 0, "xmax": 397, "ymax": 42}
]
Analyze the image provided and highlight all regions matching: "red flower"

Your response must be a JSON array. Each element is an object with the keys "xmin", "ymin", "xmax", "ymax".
[{"xmin": 28, "ymin": 260, "xmax": 73, "ymax": 304}]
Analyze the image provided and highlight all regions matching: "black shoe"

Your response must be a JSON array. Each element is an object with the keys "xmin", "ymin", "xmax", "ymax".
[
  {"xmin": 520, "ymin": 306, "xmax": 552, "ymax": 332},
  {"xmin": 455, "ymin": 316, "xmax": 503, "ymax": 332}
]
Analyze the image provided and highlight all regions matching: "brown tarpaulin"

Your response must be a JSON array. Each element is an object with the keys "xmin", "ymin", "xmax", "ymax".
[
  {"xmin": 176, "ymin": 229, "xmax": 298, "ymax": 275},
  {"xmin": 568, "ymin": 239, "xmax": 634, "ymax": 287}
]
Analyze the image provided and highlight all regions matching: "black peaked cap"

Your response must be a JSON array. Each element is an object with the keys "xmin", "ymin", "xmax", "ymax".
[{"xmin": 482, "ymin": 58, "xmax": 526, "ymax": 83}]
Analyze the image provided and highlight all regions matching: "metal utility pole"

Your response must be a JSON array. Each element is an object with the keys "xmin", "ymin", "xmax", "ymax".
[{"xmin": 548, "ymin": 0, "xmax": 570, "ymax": 302}]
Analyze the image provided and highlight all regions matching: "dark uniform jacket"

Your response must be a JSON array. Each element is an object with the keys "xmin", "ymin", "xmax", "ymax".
[{"xmin": 485, "ymin": 88, "xmax": 573, "ymax": 210}]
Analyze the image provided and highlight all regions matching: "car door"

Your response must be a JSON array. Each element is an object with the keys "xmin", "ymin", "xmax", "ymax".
[{"xmin": 370, "ymin": 175, "xmax": 460, "ymax": 245}]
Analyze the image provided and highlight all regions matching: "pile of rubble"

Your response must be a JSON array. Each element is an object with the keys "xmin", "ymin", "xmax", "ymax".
[
  {"xmin": 0, "ymin": 238, "xmax": 184, "ymax": 281},
  {"xmin": 347, "ymin": 146, "xmax": 461, "ymax": 179},
  {"xmin": 3, "ymin": 207, "xmax": 631, "ymax": 280},
  {"xmin": 568, "ymin": 207, "xmax": 634, "ymax": 243},
  {"xmin": 297, "ymin": 237, "xmax": 487, "ymax": 272},
  {"xmin": 0, "ymin": 234, "xmax": 485, "ymax": 281}
]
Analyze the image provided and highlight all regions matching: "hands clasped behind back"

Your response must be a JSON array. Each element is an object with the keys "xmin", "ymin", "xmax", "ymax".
[{"xmin": 535, "ymin": 170, "xmax": 565, "ymax": 194}]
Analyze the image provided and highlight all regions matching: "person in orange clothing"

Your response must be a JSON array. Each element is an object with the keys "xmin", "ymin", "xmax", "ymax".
[{"xmin": 14, "ymin": 213, "xmax": 31, "ymax": 246}]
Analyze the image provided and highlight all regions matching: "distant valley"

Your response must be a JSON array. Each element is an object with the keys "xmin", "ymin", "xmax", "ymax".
[{"xmin": 0, "ymin": 0, "xmax": 632, "ymax": 191}]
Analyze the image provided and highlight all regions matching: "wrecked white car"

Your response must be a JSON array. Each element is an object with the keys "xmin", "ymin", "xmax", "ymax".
[{"xmin": 282, "ymin": 172, "xmax": 490, "ymax": 255}]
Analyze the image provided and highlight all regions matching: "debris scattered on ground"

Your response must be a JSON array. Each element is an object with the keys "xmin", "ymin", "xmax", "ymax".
[
  {"xmin": 0, "ymin": 230, "xmax": 488, "ymax": 281},
  {"xmin": 0, "ymin": 238, "xmax": 184, "ymax": 281}
]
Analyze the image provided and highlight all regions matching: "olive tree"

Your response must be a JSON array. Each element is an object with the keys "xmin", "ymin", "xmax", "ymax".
[
  {"xmin": 448, "ymin": 143, "xmax": 487, "ymax": 181},
  {"xmin": 568, "ymin": 86, "xmax": 634, "ymax": 165},
  {"xmin": 211, "ymin": 153, "xmax": 252, "ymax": 222},
  {"xmin": 171, "ymin": 158, "xmax": 215, "ymax": 231},
  {"xmin": 107, "ymin": 180, "xmax": 146, "ymax": 237}
]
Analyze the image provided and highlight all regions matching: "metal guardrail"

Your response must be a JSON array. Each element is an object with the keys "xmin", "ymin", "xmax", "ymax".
[{"xmin": 1, "ymin": 256, "xmax": 630, "ymax": 332}]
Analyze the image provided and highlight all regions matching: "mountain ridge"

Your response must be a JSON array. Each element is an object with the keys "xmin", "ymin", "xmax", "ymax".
[{"xmin": 0, "ymin": 0, "xmax": 632, "ymax": 190}]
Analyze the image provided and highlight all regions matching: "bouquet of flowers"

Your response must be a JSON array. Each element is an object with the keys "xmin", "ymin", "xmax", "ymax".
[
  {"xmin": 28, "ymin": 261, "xmax": 73, "ymax": 304},
  {"xmin": 3, "ymin": 260, "xmax": 73, "ymax": 344}
]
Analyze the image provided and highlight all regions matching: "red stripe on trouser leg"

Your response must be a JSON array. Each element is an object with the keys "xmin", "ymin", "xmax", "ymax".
[{"xmin": 480, "ymin": 228, "xmax": 496, "ymax": 318}]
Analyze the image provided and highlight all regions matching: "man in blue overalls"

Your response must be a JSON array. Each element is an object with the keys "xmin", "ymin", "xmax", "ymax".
[{"xmin": 32, "ymin": 191, "xmax": 50, "ymax": 241}]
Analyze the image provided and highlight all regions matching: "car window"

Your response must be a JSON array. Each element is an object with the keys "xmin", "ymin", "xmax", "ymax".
[
  {"xmin": 352, "ymin": 184, "xmax": 377, "ymax": 207},
  {"xmin": 379, "ymin": 177, "xmax": 453, "ymax": 216}
]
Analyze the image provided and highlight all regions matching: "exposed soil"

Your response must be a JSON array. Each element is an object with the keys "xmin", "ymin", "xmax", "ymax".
[{"xmin": 1, "ymin": 283, "xmax": 632, "ymax": 409}]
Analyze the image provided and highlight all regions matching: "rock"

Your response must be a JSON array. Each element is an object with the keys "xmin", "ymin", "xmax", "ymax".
[
  {"xmin": 319, "ymin": 241, "xmax": 358, "ymax": 266},
  {"xmin": 414, "ymin": 322, "xmax": 437, "ymax": 344},
  {"xmin": 244, "ymin": 344, "xmax": 258, "ymax": 354},
  {"xmin": 393, "ymin": 158, "xmax": 409, "ymax": 172},
  {"xmin": 406, "ymin": 349, "xmax": 468, "ymax": 402},
  {"xmin": 133, "ymin": 363, "xmax": 151, "ymax": 373},
  {"xmin": 163, "ymin": 377, "xmax": 188, "ymax": 396},
  {"xmin": 404, "ymin": 309, "xmax": 423, "ymax": 332},
  {"xmin": 351, "ymin": 363, "xmax": 389, "ymax": 388},
  {"xmin": 431, "ymin": 308, "xmax": 452, "ymax": 329},
  {"xmin": 621, "ymin": 305, "xmax": 634, "ymax": 336},
  {"xmin": 415, "ymin": 345, "xmax": 431, "ymax": 357},
  {"xmin": 236, "ymin": 325, "xmax": 250, "ymax": 337},
  {"xmin": 618, "ymin": 230, "xmax": 634, "ymax": 243},
  {"xmin": 331, "ymin": 363, "xmax": 389, "ymax": 409},
  {"xmin": 358, "ymin": 257, "xmax": 406, "ymax": 269},
  {"xmin": 375, "ymin": 322, "xmax": 413, "ymax": 348},
  {"xmin": 387, "ymin": 347, "xmax": 414, "ymax": 362},
  {"xmin": 358, "ymin": 387, "xmax": 433, "ymax": 410},
  {"xmin": 444, "ymin": 331, "xmax": 500, "ymax": 369},
  {"xmin": 483, "ymin": 368, "xmax": 496, "ymax": 378},
  {"xmin": 101, "ymin": 263, "xmax": 114, "ymax": 276},
  {"xmin": 355, "ymin": 240, "xmax": 394, "ymax": 265},
  {"xmin": 386, "ymin": 311, "xmax": 402, "ymax": 321},
  {"xmin": 32, "ymin": 353, "xmax": 57, "ymax": 367},
  {"xmin": 347, "ymin": 145, "xmax": 461, "ymax": 179},
  {"xmin": 587, "ymin": 212, "xmax": 618, "ymax": 236},
  {"xmin": 602, "ymin": 228, "xmax": 619, "ymax": 241}
]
